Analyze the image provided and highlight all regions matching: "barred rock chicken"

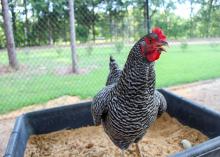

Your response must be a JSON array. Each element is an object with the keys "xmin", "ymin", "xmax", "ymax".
[{"xmin": 91, "ymin": 27, "xmax": 168, "ymax": 157}]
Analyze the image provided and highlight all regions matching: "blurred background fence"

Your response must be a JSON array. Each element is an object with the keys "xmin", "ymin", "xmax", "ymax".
[{"xmin": 0, "ymin": 0, "xmax": 220, "ymax": 114}]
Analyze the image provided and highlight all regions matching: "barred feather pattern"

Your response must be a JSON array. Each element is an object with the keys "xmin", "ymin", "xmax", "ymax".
[{"xmin": 91, "ymin": 36, "xmax": 167, "ymax": 150}]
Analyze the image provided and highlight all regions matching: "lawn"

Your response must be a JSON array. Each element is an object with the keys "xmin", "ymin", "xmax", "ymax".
[{"xmin": 0, "ymin": 43, "xmax": 220, "ymax": 114}]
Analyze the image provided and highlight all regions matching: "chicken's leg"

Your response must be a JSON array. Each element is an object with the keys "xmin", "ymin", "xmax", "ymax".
[
  {"xmin": 135, "ymin": 143, "xmax": 143, "ymax": 157},
  {"xmin": 121, "ymin": 150, "xmax": 125, "ymax": 157}
]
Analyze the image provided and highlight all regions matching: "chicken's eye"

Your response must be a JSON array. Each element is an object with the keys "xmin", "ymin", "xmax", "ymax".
[{"xmin": 151, "ymin": 33, "xmax": 158, "ymax": 41}]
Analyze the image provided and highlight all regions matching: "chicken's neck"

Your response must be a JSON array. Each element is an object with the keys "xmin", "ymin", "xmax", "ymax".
[{"xmin": 115, "ymin": 44, "xmax": 156, "ymax": 98}]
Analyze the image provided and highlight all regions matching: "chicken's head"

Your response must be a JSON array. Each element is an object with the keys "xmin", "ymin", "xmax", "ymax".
[{"xmin": 140, "ymin": 27, "xmax": 168, "ymax": 62}]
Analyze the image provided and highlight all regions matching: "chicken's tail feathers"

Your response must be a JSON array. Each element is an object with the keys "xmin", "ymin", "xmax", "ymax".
[
  {"xmin": 109, "ymin": 55, "xmax": 119, "ymax": 70},
  {"xmin": 110, "ymin": 55, "xmax": 115, "ymax": 62},
  {"xmin": 106, "ymin": 55, "xmax": 122, "ymax": 86}
]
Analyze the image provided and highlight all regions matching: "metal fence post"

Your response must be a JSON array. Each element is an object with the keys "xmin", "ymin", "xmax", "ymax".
[{"xmin": 146, "ymin": 0, "xmax": 151, "ymax": 34}]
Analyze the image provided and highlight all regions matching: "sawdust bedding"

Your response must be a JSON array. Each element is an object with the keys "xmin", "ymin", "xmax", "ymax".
[{"xmin": 25, "ymin": 113, "xmax": 208, "ymax": 157}]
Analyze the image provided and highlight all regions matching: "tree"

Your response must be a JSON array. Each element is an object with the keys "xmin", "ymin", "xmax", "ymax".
[
  {"xmin": 188, "ymin": 0, "xmax": 197, "ymax": 37},
  {"xmin": 205, "ymin": 0, "xmax": 214, "ymax": 37},
  {"xmin": 74, "ymin": 0, "xmax": 91, "ymax": 42},
  {"xmin": 194, "ymin": 0, "xmax": 220, "ymax": 37},
  {"xmin": 24, "ymin": 0, "xmax": 30, "ymax": 45},
  {"xmin": 8, "ymin": 0, "xmax": 17, "ymax": 43},
  {"xmin": 0, "ymin": 0, "xmax": 220, "ymax": 48},
  {"xmin": 74, "ymin": 0, "xmax": 101, "ymax": 42},
  {"xmin": 89, "ymin": 0, "xmax": 100, "ymax": 41},
  {"xmin": 1, "ymin": 0, "xmax": 19, "ymax": 70},
  {"xmin": 27, "ymin": 0, "xmax": 68, "ymax": 45},
  {"xmin": 69, "ymin": 0, "xmax": 78, "ymax": 73},
  {"xmin": 97, "ymin": 0, "xmax": 127, "ymax": 41}
]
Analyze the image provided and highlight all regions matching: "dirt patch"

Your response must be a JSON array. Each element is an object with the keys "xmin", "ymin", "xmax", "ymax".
[
  {"xmin": 0, "ymin": 64, "xmax": 47, "ymax": 76},
  {"xmin": 25, "ymin": 113, "xmax": 208, "ymax": 157},
  {"xmin": 0, "ymin": 65, "xmax": 15, "ymax": 75},
  {"xmin": 168, "ymin": 78, "xmax": 220, "ymax": 112},
  {"xmin": 0, "ymin": 64, "xmax": 29, "ymax": 75},
  {"xmin": 54, "ymin": 65, "xmax": 98, "ymax": 76}
]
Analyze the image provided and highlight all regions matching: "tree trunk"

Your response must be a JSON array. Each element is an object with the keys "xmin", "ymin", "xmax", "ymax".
[
  {"xmin": 206, "ymin": 0, "xmax": 214, "ymax": 37},
  {"xmin": 24, "ymin": 0, "xmax": 30, "ymax": 46},
  {"xmin": 63, "ymin": 20, "xmax": 67, "ymax": 43},
  {"xmin": 68, "ymin": 0, "xmax": 78, "ymax": 73},
  {"xmin": 9, "ymin": 2, "xmax": 16, "ymax": 39},
  {"xmin": 189, "ymin": 0, "xmax": 194, "ymax": 38},
  {"xmin": 47, "ymin": 15, "xmax": 53, "ymax": 45},
  {"xmin": 109, "ymin": 13, "xmax": 113, "ymax": 42},
  {"xmin": 1, "ymin": 0, "xmax": 19, "ymax": 70},
  {"xmin": 92, "ymin": 0, "xmax": 96, "ymax": 42}
]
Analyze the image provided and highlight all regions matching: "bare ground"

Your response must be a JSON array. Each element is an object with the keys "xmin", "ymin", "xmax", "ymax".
[
  {"xmin": 167, "ymin": 78, "xmax": 220, "ymax": 111},
  {"xmin": 1, "ymin": 78, "xmax": 220, "ymax": 156}
]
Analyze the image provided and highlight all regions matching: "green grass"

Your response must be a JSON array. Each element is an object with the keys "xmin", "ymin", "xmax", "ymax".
[{"xmin": 0, "ymin": 44, "xmax": 220, "ymax": 114}]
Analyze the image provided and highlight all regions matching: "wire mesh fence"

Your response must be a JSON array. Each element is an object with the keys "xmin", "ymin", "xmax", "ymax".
[{"xmin": 0, "ymin": 0, "xmax": 220, "ymax": 114}]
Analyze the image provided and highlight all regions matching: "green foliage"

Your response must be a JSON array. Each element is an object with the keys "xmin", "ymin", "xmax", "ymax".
[
  {"xmin": 85, "ymin": 43, "xmax": 94, "ymax": 56},
  {"xmin": 76, "ymin": 25, "xmax": 90, "ymax": 43},
  {"xmin": 0, "ymin": 0, "xmax": 220, "ymax": 48},
  {"xmin": 180, "ymin": 42, "xmax": 188, "ymax": 52},
  {"xmin": 55, "ymin": 47, "xmax": 63, "ymax": 56},
  {"xmin": 114, "ymin": 41, "xmax": 124, "ymax": 53},
  {"xmin": 0, "ymin": 26, "xmax": 6, "ymax": 48},
  {"xmin": 209, "ymin": 42, "xmax": 220, "ymax": 51}
]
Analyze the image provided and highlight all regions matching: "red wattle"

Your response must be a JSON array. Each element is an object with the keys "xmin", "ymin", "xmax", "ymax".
[{"xmin": 146, "ymin": 51, "xmax": 161, "ymax": 62}]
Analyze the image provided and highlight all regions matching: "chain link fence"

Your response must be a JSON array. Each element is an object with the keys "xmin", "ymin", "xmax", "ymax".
[{"xmin": 0, "ymin": 0, "xmax": 220, "ymax": 114}]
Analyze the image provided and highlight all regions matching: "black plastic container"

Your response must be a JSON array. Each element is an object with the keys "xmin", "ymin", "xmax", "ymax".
[{"xmin": 4, "ymin": 89, "xmax": 220, "ymax": 157}]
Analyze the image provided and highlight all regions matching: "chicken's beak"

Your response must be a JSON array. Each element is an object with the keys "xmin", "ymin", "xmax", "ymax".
[
  {"xmin": 158, "ymin": 40, "xmax": 168, "ymax": 52},
  {"xmin": 158, "ymin": 40, "xmax": 169, "ymax": 46},
  {"xmin": 160, "ymin": 40, "xmax": 168, "ymax": 46}
]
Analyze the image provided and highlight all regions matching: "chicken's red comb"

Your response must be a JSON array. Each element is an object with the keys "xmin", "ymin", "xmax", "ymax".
[{"xmin": 152, "ymin": 27, "xmax": 166, "ymax": 41}]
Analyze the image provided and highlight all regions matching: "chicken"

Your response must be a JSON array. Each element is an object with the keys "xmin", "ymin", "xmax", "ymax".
[
  {"xmin": 91, "ymin": 27, "xmax": 168, "ymax": 157},
  {"xmin": 106, "ymin": 56, "xmax": 166, "ymax": 118}
]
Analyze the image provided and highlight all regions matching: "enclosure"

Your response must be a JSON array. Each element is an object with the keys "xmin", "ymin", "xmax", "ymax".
[
  {"xmin": 1, "ymin": 0, "xmax": 220, "ymax": 156},
  {"xmin": 4, "ymin": 90, "xmax": 220, "ymax": 157}
]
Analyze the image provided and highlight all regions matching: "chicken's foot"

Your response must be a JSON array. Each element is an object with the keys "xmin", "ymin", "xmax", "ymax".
[{"xmin": 135, "ymin": 143, "xmax": 143, "ymax": 157}]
